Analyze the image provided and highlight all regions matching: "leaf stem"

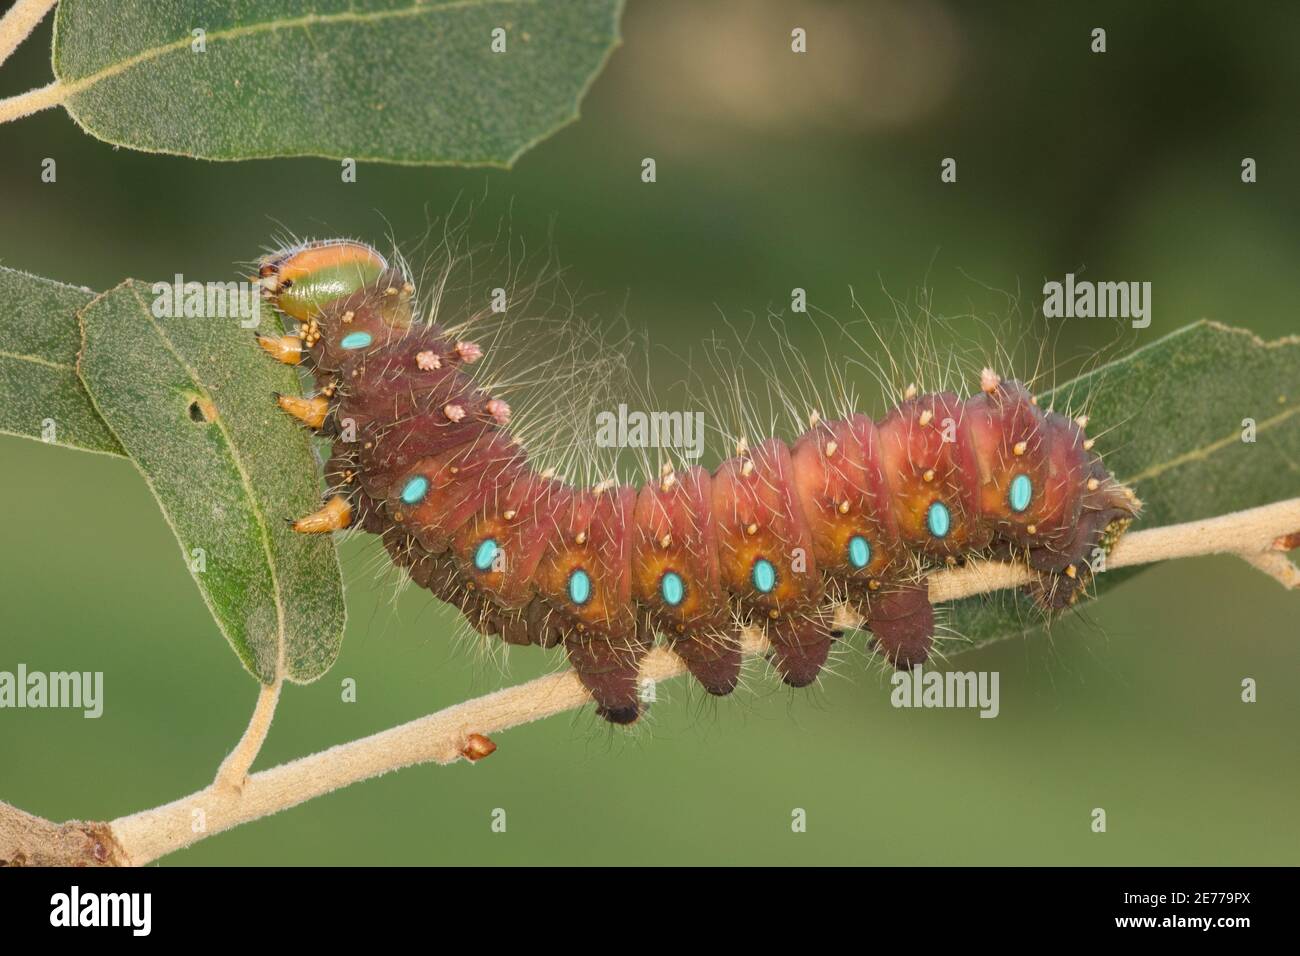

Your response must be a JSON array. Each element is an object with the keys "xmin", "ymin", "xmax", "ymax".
[
  {"xmin": 212, "ymin": 679, "xmax": 282, "ymax": 794},
  {"xmin": 0, "ymin": 0, "xmax": 57, "ymax": 71},
  {"xmin": 0, "ymin": 80, "xmax": 67, "ymax": 125},
  {"xmin": 5, "ymin": 497, "xmax": 1299, "ymax": 866}
]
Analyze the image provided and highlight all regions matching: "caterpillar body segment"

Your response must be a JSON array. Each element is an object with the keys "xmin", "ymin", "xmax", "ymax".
[
  {"xmin": 263, "ymin": 240, "xmax": 1141, "ymax": 724},
  {"xmin": 711, "ymin": 437, "xmax": 830, "ymax": 687},
  {"xmin": 631, "ymin": 466, "xmax": 742, "ymax": 696},
  {"xmin": 787, "ymin": 414, "xmax": 935, "ymax": 667}
]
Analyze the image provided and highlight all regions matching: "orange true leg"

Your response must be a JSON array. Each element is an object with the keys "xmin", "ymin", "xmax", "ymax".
[
  {"xmin": 275, "ymin": 393, "xmax": 329, "ymax": 429},
  {"xmin": 290, "ymin": 496, "xmax": 352, "ymax": 533},
  {"xmin": 256, "ymin": 334, "xmax": 304, "ymax": 365}
]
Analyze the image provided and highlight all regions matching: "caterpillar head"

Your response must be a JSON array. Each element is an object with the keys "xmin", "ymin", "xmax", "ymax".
[
  {"xmin": 257, "ymin": 240, "xmax": 416, "ymax": 371},
  {"xmin": 258, "ymin": 240, "xmax": 388, "ymax": 321}
]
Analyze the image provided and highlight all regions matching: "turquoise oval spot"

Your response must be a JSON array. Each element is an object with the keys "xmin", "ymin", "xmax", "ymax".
[
  {"xmin": 568, "ymin": 568, "xmax": 592, "ymax": 605},
  {"xmin": 473, "ymin": 538, "xmax": 499, "ymax": 572},
  {"xmin": 400, "ymin": 476, "xmax": 428, "ymax": 505},
  {"xmin": 340, "ymin": 331, "xmax": 372, "ymax": 350},
  {"xmin": 1009, "ymin": 473, "xmax": 1033, "ymax": 513},
  {"xmin": 926, "ymin": 501, "xmax": 951, "ymax": 538},
  {"xmin": 752, "ymin": 557, "xmax": 776, "ymax": 593},
  {"xmin": 848, "ymin": 535, "xmax": 871, "ymax": 569},
  {"xmin": 660, "ymin": 571, "xmax": 685, "ymax": 606}
]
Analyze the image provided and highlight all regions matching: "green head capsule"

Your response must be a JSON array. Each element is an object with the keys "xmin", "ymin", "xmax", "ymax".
[{"xmin": 258, "ymin": 240, "xmax": 388, "ymax": 322}]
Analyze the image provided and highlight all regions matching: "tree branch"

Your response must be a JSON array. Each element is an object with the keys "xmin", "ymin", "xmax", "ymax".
[
  {"xmin": 928, "ymin": 496, "xmax": 1300, "ymax": 602},
  {"xmin": 3, "ymin": 497, "xmax": 1297, "ymax": 866},
  {"xmin": 0, "ymin": 801, "xmax": 127, "ymax": 867}
]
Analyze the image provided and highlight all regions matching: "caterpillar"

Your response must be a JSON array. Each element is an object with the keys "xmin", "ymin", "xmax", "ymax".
[{"xmin": 255, "ymin": 238, "xmax": 1142, "ymax": 724}]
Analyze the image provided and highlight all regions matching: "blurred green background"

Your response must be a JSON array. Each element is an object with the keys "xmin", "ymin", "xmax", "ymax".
[{"xmin": 1, "ymin": 0, "xmax": 1297, "ymax": 865}]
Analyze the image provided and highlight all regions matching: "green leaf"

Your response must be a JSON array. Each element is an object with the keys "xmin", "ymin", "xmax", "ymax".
[
  {"xmin": 77, "ymin": 279, "xmax": 345, "ymax": 683},
  {"xmin": 0, "ymin": 266, "xmax": 123, "ymax": 457},
  {"xmin": 51, "ymin": 0, "xmax": 625, "ymax": 165},
  {"xmin": 949, "ymin": 320, "xmax": 1300, "ymax": 649}
]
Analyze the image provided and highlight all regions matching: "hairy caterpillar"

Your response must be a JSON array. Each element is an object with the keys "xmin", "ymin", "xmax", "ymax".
[{"xmin": 255, "ymin": 239, "xmax": 1141, "ymax": 724}]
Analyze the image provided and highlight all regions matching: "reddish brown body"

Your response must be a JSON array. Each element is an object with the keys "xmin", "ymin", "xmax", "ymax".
[{"xmin": 260, "ymin": 241, "xmax": 1140, "ymax": 725}]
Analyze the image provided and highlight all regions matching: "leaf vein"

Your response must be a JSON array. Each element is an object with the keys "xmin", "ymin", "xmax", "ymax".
[
  {"xmin": 1122, "ymin": 403, "xmax": 1300, "ymax": 486},
  {"xmin": 0, "ymin": 347, "xmax": 74, "ymax": 371},
  {"xmin": 56, "ymin": 0, "xmax": 539, "ymax": 100}
]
